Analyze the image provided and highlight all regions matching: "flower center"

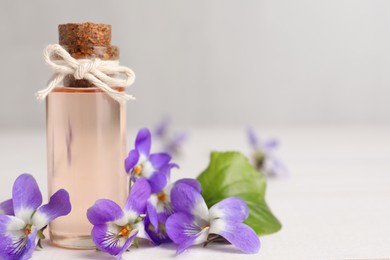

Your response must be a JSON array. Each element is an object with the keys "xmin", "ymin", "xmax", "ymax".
[
  {"xmin": 201, "ymin": 224, "xmax": 210, "ymax": 230},
  {"xmin": 25, "ymin": 225, "xmax": 32, "ymax": 236},
  {"xmin": 157, "ymin": 192, "xmax": 167, "ymax": 202},
  {"xmin": 134, "ymin": 165, "xmax": 142, "ymax": 176},
  {"xmin": 119, "ymin": 225, "xmax": 132, "ymax": 237}
]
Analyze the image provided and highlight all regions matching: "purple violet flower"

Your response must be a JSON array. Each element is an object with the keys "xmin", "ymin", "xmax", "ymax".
[
  {"xmin": 165, "ymin": 182, "xmax": 260, "ymax": 254},
  {"xmin": 125, "ymin": 128, "xmax": 173, "ymax": 193},
  {"xmin": 144, "ymin": 215, "xmax": 170, "ymax": 245},
  {"xmin": 0, "ymin": 174, "xmax": 71, "ymax": 260},
  {"xmin": 247, "ymin": 128, "xmax": 288, "ymax": 178},
  {"xmin": 87, "ymin": 178, "xmax": 151, "ymax": 259},
  {"xmin": 145, "ymin": 178, "xmax": 201, "ymax": 244}
]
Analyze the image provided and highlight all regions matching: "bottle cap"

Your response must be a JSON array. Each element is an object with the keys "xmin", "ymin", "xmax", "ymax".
[{"xmin": 59, "ymin": 22, "xmax": 111, "ymax": 47}]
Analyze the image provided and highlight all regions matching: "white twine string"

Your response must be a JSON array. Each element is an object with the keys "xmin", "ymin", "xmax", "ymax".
[{"xmin": 36, "ymin": 44, "xmax": 135, "ymax": 103}]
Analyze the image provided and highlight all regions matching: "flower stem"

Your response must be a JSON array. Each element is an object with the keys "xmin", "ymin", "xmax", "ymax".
[{"xmin": 128, "ymin": 177, "xmax": 132, "ymax": 195}]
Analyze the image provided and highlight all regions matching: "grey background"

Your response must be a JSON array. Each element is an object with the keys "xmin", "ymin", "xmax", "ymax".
[{"xmin": 1, "ymin": 0, "xmax": 389, "ymax": 129}]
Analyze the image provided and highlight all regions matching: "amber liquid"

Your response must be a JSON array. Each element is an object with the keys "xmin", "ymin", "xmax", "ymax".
[{"xmin": 46, "ymin": 87, "xmax": 127, "ymax": 249}]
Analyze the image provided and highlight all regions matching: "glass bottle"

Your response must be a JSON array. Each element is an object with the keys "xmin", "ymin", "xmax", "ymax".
[{"xmin": 46, "ymin": 23, "xmax": 128, "ymax": 249}]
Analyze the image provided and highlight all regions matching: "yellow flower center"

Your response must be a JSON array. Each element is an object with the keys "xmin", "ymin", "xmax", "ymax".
[
  {"xmin": 119, "ymin": 225, "xmax": 132, "ymax": 237},
  {"xmin": 25, "ymin": 227, "xmax": 31, "ymax": 236},
  {"xmin": 201, "ymin": 224, "xmax": 210, "ymax": 230},
  {"xmin": 24, "ymin": 224, "xmax": 33, "ymax": 236},
  {"xmin": 134, "ymin": 165, "xmax": 142, "ymax": 175},
  {"xmin": 157, "ymin": 192, "xmax": 167, "ymax": 202}
]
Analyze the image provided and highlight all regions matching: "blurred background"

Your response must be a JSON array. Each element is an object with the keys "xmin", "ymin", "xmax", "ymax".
[
  {"xmin": 1, "ymin": 0, "xmax": 390, "ymax": 129},
  {"xmin": 2, "ymin": 2, "xmax": 390, "ymax": 258}
]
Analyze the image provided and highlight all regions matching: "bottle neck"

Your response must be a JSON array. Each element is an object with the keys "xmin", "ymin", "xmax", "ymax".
[{"xmin": 61, "ymin": 45, "xmax": 119, "ymax": 88}]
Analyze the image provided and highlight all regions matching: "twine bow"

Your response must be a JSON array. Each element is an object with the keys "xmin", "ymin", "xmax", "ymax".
[{"xmin": 36, "ymin": 44, "xmax": 135, "ymax": 103}]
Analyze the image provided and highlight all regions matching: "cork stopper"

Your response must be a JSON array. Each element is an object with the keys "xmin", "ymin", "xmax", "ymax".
[
  {"xmin": 59, "ymin": 22, "xmax": 111, "ymax": 46},
  {"xmin": 58, "ymin": 22, "xmax": 119, "ymax": 60},
  {"xmin": 58, "ymin": 22, "xmax": 119, "ymax": 88}
]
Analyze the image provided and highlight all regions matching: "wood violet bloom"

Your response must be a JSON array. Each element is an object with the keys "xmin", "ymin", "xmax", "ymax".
[
  {"xmin": 166, "ymin": 182, "xmax": 260, "ymax": 254},
  {"xmin": 125, "ymin": 128, "xmax": 173, "ymax": 193},
  {"xmin": 247, "ymin": 128, "xmax": 288, "ymax": 178},
  {"xmin": 145, "ymin": 178, "xmax": 201, "ymax": 244},
  {"xmin": 0, "ymin": 174, "xmax": 71, "ymax": 260},
  {"xmin": 87, "ymin": 178, "xmax": 151, "ymax": 259}
]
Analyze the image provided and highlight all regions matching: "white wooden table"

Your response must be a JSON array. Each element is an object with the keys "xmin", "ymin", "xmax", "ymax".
[{"xmin": 1, "ymin": 126, "xmax": 389, "ymax": 260}]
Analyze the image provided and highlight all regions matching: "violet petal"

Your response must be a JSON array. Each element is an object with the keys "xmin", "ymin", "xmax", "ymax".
[
  {"xmin": 12, "ymin": 174, "xmax": 42, "ymax": 223},
  {"xmin": 125, "ymin": 149, "xmax": 139, "ymax": 173},
  {"xmin": 32, "ymin": 189, "xmax": 71, "ymax": 230},
  {"xmin": 247, "ymin": 128, "xmax": 259, "ymax": 149},
  {"xmin": 20, "ymin": 228, "xmax": 37, "ymax": 260},
  {"xmin": 154, "ymin": 117, "xmax": 169, "ymax": 138},
  {"xmin": 209, "ymin": 197, "xmax": 249, "ymax": 222},
  {"xmin": 115, "ymin": 229, "xmax": 139, "ymax": 259},
  {"xmin": 165, "ymin": 212, "xmax": 200, "ymax": 245},
  {"xmin": 149, "ymin": 153, "xmax": 171, "ymax": 169},
  {"xmin": 176, "ymin": 237, "xmax": 198, "ymax": 255},
  {"xmin": 263, "ymin": 138, "xmax": 279, "ymax": 152},
  {"xmin": 164, "ymin": 132, "xmax": 187, "ymax": 155},
  {"xmin": 0, "ymin": 199, "xmax": 14, "ymax": 215},
  {"xmin": 91, "ymin": 223, "xmax": 127, "ymax": 256},
  {"xmin": 0, "ymin": 214, "xmax": 25, "ymax": 235},
  {"xmin": 174, "ymin": 179, "xmax": 202, "ymax": 193},
  {"xmin": 135, "ymin": 128, "xmax": 151, "ymax": 156},
  {"xmin": 124, "ymin": 178, "xmax": 151, "ymax": 214},
  {"xmin": 266, "ymin": 157, "xmax": 289, "ymax": 177},
  {"xmin": 148, "ymin": 172, "xmax": 168, "ymax": 194},
  {"xmin": 144, "ymin": 215, "xmax": 171, "ymax": 245},
  {"xmin": 170, "ymin": 183, "xmax": 208, "ymax": 221},
  {"xmin": 0, "ymin": 215, "xmax": 36, "ymax": 260},
  {"xmin": 87, "ymin": 199, "xmax": 124, "ymax": 225},
  {"xmin": 146, "ymin": 201, "xmax": 159, "ymax": 232},
  {"xmin": 209, "ymin": 219, "xmax": 260, "ymax": 254}
]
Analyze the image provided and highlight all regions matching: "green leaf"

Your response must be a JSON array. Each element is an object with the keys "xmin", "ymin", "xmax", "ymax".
[{"xmin": 197, "ymin": 151, "xmax": 281, "ymax": 235}]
